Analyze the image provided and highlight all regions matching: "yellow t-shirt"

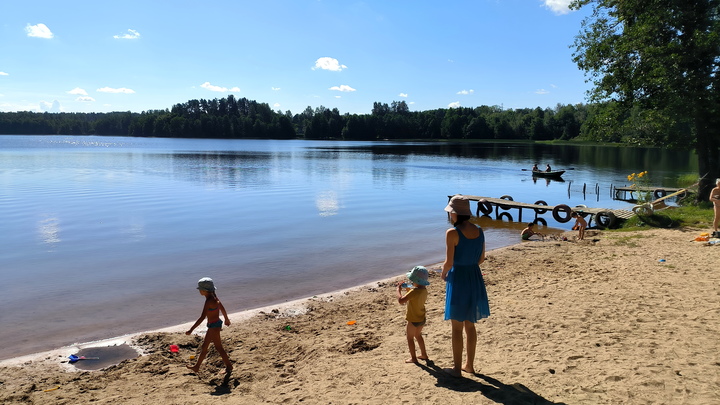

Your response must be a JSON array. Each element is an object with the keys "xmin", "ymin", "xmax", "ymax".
[{"xmin": 404, "ymin": 287, "xmax": 428, "ymax": 323}]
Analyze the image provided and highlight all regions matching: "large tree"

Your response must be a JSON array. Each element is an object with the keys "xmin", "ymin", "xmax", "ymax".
[{"xmin": 571, "ymin": 0, "xmax": 720, "ymax": 200}]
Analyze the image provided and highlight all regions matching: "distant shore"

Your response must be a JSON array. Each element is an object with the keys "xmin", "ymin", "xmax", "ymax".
[{"xmin": 2, "ymin": 228, "xmax": 719, "ymax": 404}]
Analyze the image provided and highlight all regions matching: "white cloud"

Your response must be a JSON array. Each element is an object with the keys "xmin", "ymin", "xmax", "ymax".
[
  {"xmin": 76, "ymin": 96, "xmax": 95, "ymax": 102},
  {"xmin": 0, "ymin": 72, "xmax": 8, "ymax": 76},
  {"xmin": 26, "ymin": 23, "xmax": 53, "ymax": 39},
  {"xmin": 67, "ymin": 87, "xmax": 88, "ymax": 95},
  {"xmin": 329, "ymin": 85, "xmax": 356, "ymax": 92},
  {"xmin": 97, "ymin": 87, "xmax": 136, "ymax": 94},
  {"xmin": 448, "ymin": 101, "xmax": 461, "ymax": 108},
  {"xmin": 457, "ymin": 89, "xmax": 475, "ymax": 95},
  {"xmin": 271, "ymin": 87, "xmax": 281, "ymax": 91},
  {"xmin": 543, "ymin": 0, "xmax": 573, "ymax": 15},
  {"xmin": 113, "ymin": 29, "xmax": 141, "ymax": 39},
  {"xmin": 535, "ymin": 89, "xmax": 550, "ymax": 94},
  {"xmin": 408, "ymin": 101, "xmax": 415, "ymax": 105},
  {"xmin": 200, "ymin": 82, "xmax": 240, "ymax": 92},
  {"xmin": 313, "ymin": 57, "xmax": 347, "ymax": 72},
  {"xmin": 551, "ymin": 84, "xmax": 558, "ymax": 88},
  {"xmin": 334, "ymin": 96, "xmax": 341, "ymax": 99},
  {"xmin": 273, "ymin": 103, "xmax": 280, "ymax": 108},
  {"xmin": 40, "ymin": 100, "xmax": 62, "ymax": 112},
  {"xmin": 399, "ymin": 93, "xmax": 408, "ymax": 98}
]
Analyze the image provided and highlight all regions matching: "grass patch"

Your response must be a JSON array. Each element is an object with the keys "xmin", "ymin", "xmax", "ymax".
[
  {"xmin": 611, "ymin": 234, "xmax": 643, "ymax": 247},
  {"xmin": 618, "ymin": 204, "xmax": 713, "ymax": 230}
]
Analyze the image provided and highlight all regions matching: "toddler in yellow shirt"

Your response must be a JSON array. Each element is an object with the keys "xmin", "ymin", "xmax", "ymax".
[{"xmin": 396, "ymin": 266, "xmax": 430, "ymax": 363}]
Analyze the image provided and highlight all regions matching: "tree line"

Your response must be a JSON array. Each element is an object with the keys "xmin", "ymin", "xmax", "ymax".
[{"xmin": 0, "ymin": 95, "xmax": 595, "ymax": 142}]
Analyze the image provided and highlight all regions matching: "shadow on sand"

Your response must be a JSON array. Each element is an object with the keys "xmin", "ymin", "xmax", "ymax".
[{"xmin": 418, "ymin": 360, "xmax": 567, "ymax": 405}]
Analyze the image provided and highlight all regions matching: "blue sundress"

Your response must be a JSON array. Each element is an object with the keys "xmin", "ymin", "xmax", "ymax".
[{"xmin": 444, "ymin": 225, "xmax": 490, "ymax": 322}]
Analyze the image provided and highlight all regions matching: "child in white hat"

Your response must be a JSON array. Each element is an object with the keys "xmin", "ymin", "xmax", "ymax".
[
  {"xmin": 396, "ymin": 266, "xmax": 430, "ymax": 363},
  {"xmin": 186, "ymin": 277, "xmax": 233, "ymax": 374}
]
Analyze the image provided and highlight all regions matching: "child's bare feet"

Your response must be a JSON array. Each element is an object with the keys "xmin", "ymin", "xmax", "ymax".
[
  {"xmin": 461, "ymin": 366, "xmax": 475, "ymax": 374},
  {"xmin": 186, "ymin": 364, "xmax": 200, "ymax": 373},
  {"xmin": 405, "ymin": 358, "xmax": 418, "ymax": 364},
  {"xmin": 418, "ymin": 355, "xmax": 429, "ymax": 361}
]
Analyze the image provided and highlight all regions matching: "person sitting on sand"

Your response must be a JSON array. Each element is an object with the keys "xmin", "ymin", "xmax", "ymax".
[
  {"xmin": 186, "ymin": 277, "xmax": 233, "ymax": 374},
  {"xmin": 396, "ymin": 266, "xmax": 430, "ymax": 364},
  {"xmin": 571, "ymin": 212, "xmax": 587, "ymax": 240},
  {"xmin": 521, "ymin": 223, "xmax": 543, "ymax": 240}
]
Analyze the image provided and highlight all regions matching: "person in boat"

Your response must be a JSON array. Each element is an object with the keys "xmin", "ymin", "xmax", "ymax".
[
  {"xmin": 532, "ymin": 163, "xmax": 539, "ymax": 172},
  {"xmin": 545, "ymin": 164, "xmax": 552, "ymax": 172}
]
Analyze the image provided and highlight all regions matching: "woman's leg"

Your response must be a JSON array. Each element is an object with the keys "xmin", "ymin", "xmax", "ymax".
[
  {"xmin": 449, "ymin": 320, "xmax": 464, "ymax": 375},
  {"xmin": 714, "ymin": 204, "xmax": 720, "ymax": 231},
  {"xmin": 462, "ymin": 321, "xmax": 477, "ymax": 373}
]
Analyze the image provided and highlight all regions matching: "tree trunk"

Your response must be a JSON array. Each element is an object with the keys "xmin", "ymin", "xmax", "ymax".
[{"xmin": 695, "ymin": 119, "xmax": 720, "ymax": 202}]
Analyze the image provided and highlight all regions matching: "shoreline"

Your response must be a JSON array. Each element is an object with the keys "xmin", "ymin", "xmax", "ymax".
[
  {"xmin": 3, "ymin": 228, "xmax": 718, "ymax": 404},
  {"xmin": 0, "ymin": 241, "xmax": 565, "ymax": 368},
  {"xmin": 0, "ymin": 266, "xmax": 447, "ymax": 369}
]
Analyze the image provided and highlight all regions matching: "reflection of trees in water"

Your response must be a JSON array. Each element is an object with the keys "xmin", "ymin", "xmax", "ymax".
[
  {"xmin": 147, "ymin": 142, "xmax": 696, "ymax": 190},
  {"xmin": 314, "ymin": 142, "xmax": 697, "ymax": 175},
  {"xmin": 162, "ymin": 151, "xmax": 276, "ymax": 189}
]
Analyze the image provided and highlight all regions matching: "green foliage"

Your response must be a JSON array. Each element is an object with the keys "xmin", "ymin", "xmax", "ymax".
[
  {"xmin": 570, "ymin": 0, "xmax": 720, "ymax": 201},
  {"xmin": 676, "ymin": 174, "xmax": 700, "ymax": 188},
  {"xmin": 0, "ymin": 100, "xmax": 594, "ymax": 143}
]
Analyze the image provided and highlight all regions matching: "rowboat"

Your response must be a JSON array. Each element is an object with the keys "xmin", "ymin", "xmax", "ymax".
[{"xmin": 532, "ymin": 170, "xmax": 565, "ymax": 178}]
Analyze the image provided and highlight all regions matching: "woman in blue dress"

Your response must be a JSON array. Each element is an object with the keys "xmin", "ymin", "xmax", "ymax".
[{"xmin": 441, "ymin": 195, "xmax": 490, "ymax": 377}]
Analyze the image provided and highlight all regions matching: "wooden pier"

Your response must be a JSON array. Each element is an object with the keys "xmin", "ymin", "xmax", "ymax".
[
  {"xmin": 449, "ymin": 194, "xmax": 634, "ymax": 229},
  {"xmin": 612, "ymin": 186, "xmax": 685, "ymax": 201}
]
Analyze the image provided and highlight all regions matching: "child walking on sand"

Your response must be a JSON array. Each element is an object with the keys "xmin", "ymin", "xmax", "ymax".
[
  {"xmin": 572, "ymin": 212, "xmax": 587, "ymax": 240},
  {"xmin": 186, "ymin": 277, "xmax": 233, "ymax": 373},
  {"xmin": 396, "ymin": 266, "xmax": 430, "ymax": 363}
]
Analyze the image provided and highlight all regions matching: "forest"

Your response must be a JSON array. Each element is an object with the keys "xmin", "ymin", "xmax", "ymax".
[{"xmin": 0, "ymin": 95, "xmax": 598, "ymax": 143}]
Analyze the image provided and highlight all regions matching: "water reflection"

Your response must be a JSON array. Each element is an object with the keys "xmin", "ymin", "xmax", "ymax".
[
  {"xmin": 38, "ymin": 216, "xmax": 61, "ymax": 245},
  {"xmin": 315, "ymin": 191, "xmax": 340, "ymax": 217},
  {"xmin": 532, "ymin": 175, "xmax": 565, "ymax": 185}
]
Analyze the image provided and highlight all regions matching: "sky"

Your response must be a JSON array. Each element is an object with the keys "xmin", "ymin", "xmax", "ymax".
[{"xmin": 0, "ymin": 0, "xmax": 592, "ymax": 116}]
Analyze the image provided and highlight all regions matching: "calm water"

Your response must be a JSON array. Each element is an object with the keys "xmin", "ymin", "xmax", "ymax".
[{"xmin": 0, "ymin": 135, "xmax": 697, "ymax": 360}]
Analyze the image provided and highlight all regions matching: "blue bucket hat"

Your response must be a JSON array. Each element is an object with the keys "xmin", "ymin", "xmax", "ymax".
[{"xmin": 406, "ymin": 266, "xmax": 430, "ymax": 286}]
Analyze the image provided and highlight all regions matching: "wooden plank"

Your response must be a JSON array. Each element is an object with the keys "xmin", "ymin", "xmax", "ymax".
[{"xmin": 449, "ymin": 194, "xmax": 634, "ymax": 221}]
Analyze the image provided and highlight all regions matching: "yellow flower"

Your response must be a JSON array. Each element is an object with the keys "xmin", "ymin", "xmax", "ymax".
[{"xmin": 638, "ymin": 172, "xmax": 645, "ymax": 178}]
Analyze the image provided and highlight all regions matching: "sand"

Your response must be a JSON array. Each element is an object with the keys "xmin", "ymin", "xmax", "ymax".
[{"xmin": 1, "ymin": 228, "xmax": 719, "ymax": 404}]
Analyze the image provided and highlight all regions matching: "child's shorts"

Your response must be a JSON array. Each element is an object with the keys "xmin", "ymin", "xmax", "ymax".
[{"xmin": 411, "ymin": 320, "xmax": 426, "ymax": 327}]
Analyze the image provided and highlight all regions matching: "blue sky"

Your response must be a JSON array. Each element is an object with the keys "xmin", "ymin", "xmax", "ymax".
[{"xmin": 0, "ymin": 0, "xmax": 590, "ymax": 115}]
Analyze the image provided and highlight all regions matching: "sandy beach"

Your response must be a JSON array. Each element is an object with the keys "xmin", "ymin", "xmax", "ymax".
[{"xmin": 1, "ymin": 227, "xmax": 718, "ymax": 404}]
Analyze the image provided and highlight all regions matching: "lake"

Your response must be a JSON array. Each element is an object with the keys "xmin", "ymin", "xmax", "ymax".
[{"xmin": 0, "ymin": 135, "xmax": 697, "ymax": 360}]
